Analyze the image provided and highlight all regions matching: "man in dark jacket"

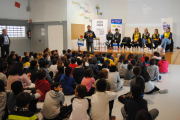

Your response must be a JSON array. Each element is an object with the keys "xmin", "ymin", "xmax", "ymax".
[
  {"xmin": 84, "ymin": 25, "xmax": 96, "ymax": 54},
  {"xmin": 106, "ymin": 30, "xmax": 113, "ymax": 49},
  {"xmin": 0, "ymin": 29, "xmax": 10, "ymax": 57}
]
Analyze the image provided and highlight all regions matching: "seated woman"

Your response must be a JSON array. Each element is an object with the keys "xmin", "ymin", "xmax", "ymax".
[
  {"xmin": 141, "ymin": 28, "xmax": 151, "ymax": 52},
  {"xmin": 132, "ymin": 28, "xmax": 141, "ymax": 50},
  {"xmin": 111, "ymin": 28, "xmax": 121, "ymax": 50},
  {"xmin": 151, "ymin": 29, "xmax": 161, "ymax": 49},
  {"xmin": 160, "ymin": 27, "xmax": 172, "ymax": 53}
]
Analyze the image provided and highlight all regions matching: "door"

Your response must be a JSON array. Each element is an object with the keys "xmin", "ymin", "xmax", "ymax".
[{"xmin": 31, "ymin": 24, "xmax": 45, "ymax": 53}]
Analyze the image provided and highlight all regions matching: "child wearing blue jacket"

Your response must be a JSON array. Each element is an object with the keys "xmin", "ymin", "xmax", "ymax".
[{"xmin": 60, "ymin": 66, "xmax": 77, "ymax": 95}]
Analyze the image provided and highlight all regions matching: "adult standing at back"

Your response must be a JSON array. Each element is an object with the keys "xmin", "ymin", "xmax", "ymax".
[
  {"xmin": 0, "ymin": 29, "xmax": 10, "ymax": 57},
  {"xmin": 84, "ymin": 25, "xmax": 96, "ymax": 54}
]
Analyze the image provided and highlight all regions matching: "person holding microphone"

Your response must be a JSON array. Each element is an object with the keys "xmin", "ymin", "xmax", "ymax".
[{"xmin": 84, "ymin": 25, "xmax": 96, "ymax": 54}]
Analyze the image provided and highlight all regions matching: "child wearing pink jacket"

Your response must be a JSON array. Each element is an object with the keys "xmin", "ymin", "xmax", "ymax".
[{"xmin": 158, "ymin": 55, "xmax": 169, "ymax": 73}]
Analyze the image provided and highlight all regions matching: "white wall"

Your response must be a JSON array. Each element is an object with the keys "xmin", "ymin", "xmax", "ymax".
[
  {"xmin": 102, "ymin": 0, "xmax": 180, "ymax": 48},
  {"xmin": 29, "ymin": 0, "xmax": 67, "ymax": 22},
  {"xmin": 67, "ymin": 0, "xmax": 104, "ymax": 50},
  {"xmin": 0, "ymin": 0, "xmax": 29, "ymax": 20}
]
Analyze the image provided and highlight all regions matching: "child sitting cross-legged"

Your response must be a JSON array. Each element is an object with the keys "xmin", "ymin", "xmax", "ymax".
[
  {"xmin": 35, "ymin": 69, "xmax": 51, "ymax": 101},
  {"xmin": 60, "ymin": 66, "xmax": 77, "ymax": 95},
  {"xmin": 140, "ymin": 65, "xmax": 168, "ymax": 94},
  {"xmin": 123, "ymin": 64, "xmax": 134, "ymax": 86},
  {"xmin": 69, "ymin": 84, "xmax": 91, "ymax": 120},
  {"xmin": 41, "ymin": 82, "xmax": 72, "ymax": 120},
  {"xmin": 8, "ymin": 92, "xmax": 38, "ymax": 120},
  {"xmin": 121, "ymin": 84, "xmax": 159, "ymax": 120},
  {"xmin": 91, "ymin": 79, "xmax": 117, "ymax": 120}
]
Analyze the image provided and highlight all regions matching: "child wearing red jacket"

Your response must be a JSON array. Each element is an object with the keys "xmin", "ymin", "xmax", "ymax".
[
  {"xmin": 141, "ymin": 52, "xmax": 147, "ymax": 63},
  {"xmin": 158, "ymin": 55, "xmax": 169, "ymax": 73},
  {"xmin": 35, "ymin": 69, "xmax": 51, "ymax": 101}
]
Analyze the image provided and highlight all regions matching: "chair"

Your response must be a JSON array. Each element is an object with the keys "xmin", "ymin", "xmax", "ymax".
[
  {"xmin": 165, "ymin": 39, "xmax": 174, "ymax": 52},
  {"xmin": 121, "ymin": 37, "xmax": 131, "ymax": 50}
]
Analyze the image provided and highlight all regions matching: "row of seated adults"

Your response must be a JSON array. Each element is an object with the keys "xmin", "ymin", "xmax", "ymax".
[{"xmin": 106, "ymin": 27, "xmax": 174, "ymax": 52}]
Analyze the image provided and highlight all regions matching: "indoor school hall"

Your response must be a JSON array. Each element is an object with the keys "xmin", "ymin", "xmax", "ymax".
[{"xmin": 0, "ymin": 0, "xmax": 180, "ymax": 120}]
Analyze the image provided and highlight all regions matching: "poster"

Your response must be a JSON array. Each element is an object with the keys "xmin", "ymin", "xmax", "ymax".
[
  {"xmin": 111, "ymin": 19, "xmax": 122, "ymax": 35},
  {"xmin": 161, "ymin": 17, "xmax": 173, "ymax": 37},
  {"xmin": 91, "ymin": 19, "xmax": 108, "ymax": 47},
  {"xmin": 77, "ymin": 38, "xmax": 84, "ymax": 46}
]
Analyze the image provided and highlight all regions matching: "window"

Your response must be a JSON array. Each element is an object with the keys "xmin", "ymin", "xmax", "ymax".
[
  {"xmin": 0, "ymin": 25, "xmax": 6, "ymax": 34},
  {"xmin": 0, "ymin": 25, "xmax": 26, "ymax": 37}
]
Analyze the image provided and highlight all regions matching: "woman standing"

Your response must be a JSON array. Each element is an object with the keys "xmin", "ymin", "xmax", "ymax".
[
  {"xmin": 132, "ymin": 28, "xmax": 141, "ymax": 50},
  {"xmin": 160, "ymin": 27, "xmax": 172, "ymax": 53}
]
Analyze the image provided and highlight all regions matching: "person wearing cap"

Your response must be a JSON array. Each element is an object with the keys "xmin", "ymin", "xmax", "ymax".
[{"xmin": 84, "ymin": 25, "xmax": 96, "ymax": 54}]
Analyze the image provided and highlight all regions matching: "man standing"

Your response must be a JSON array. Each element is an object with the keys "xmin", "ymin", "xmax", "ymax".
[
  {"xmin": 0, "ymin": 29, "xmax": 10, "ymax": 57},
  {"xmin": 84, "ymin": 25, "xmax": 96, "ymax": 54}
]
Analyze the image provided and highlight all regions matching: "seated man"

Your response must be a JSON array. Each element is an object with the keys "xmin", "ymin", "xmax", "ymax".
[
  {"xmin": 106, "ymin": 30, "xmax": 113, "ymax": 49},
  {"xmin": 111, "ymin": 28, "xmax": 121, "ymax": 50}
]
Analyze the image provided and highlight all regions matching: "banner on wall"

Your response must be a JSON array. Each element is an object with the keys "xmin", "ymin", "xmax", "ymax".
[
  {"xmin": 111, "ymin": 19, "xmax": 122, "ymax": 36},
  {"xmin": 161, "ymin": 17, "xmax": 173, "ymax": 37},
  {"xmin": 91, "ymin": 19, "xmax": 108, "ymax": 47}
]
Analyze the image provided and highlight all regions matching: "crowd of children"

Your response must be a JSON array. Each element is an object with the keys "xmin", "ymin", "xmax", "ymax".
[{"xmin": 0, "ymin": 48, "xmax": 169, "ymax": 120}]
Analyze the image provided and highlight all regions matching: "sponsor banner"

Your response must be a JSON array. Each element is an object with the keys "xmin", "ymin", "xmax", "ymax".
[{"xmin": 111, "ymin": 19, "xmax": 122, "ymax": 36}]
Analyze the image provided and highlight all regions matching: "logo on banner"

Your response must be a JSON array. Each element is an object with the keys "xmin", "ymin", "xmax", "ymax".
[
  {"xmin": 97, "ymin": 20, "xmax": 103, "ymax": 26},
  {"xmin": 163, "ymin": 22, "xmax": 170, "ymax": 31},
  {"xmin": 111, "ymin": 19, "xmax": 122, "ymax": 24}
]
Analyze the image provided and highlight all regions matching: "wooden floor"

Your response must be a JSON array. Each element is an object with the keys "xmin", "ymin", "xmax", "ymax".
[{"xmin": 72, "ymin": 47, "xmax": 180, "ymax": 64}]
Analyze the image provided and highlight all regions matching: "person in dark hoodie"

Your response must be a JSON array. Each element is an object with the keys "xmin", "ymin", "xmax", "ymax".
[
  {"xmin": 84, "ymin": 25, "xmax": 96, "ymax": 54},
  {"xmin": 111, "ymin": 28, "xmax": 121, "ymax": 50},
  {"xmin": 7, "ymin": 81, "xmax": 42, "ymax": 114},
  {"xmin": 35, "ymin": 69, "xmax": 51, "ymax": 101},
  {"xmin": 41, "ymin": 82, "xmax": 72, "ymax": 120},
  {"xmin": 60, "ymin": 66, "xmax": 77, "ymax": 95},
  {"xmin": 26, "ymin": 60, "xmax": 39, "ymax": 83},
  {"xmin": 88, "ymin": 59, "xmax": 99, "ymax": 80},
  {"xmin": 54, "ymin": 65, "xmax": 64, "ymax": 83},
  {"xmin": 106, "ymin": 30, "xmax": 113, "ymax": 49}
]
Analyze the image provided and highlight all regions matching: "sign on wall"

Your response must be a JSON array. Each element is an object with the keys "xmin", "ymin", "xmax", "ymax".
[
  {"xmin": 91, "ymin": 19, "xmax": 108, "ymax": 47},
  {"xmin": 161, "ymin": 17, "xmax": 173, "ymax": 36},
  {"xmin": 111, "ymin": 19, "xmax": 122, "ymax": 39}
]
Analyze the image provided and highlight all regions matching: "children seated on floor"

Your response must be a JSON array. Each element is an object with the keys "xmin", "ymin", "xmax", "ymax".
[
  {"xmin": 81, "ymin": 68, "xmax": 95, "ymax": 96},
  {"xmin": 60, "ymin": 66, "xmax": 77, "ymax": 95},
  {"xmin": 0, "ymin": 80, "xmax": 7, "ymax": 120},
  {"xmin": 158, "ymin": 55, "xmax": 169, "ymax": 73},
  {"xmin": 41, "ymin": 82, "xmax": 72, "ymax": 120},
  {"xmin": 119, "ymin": 59, "xmax": 128, "ymax": 78},
  {"xmin": 143, "ymin": 56, "xmax": 150, "ymax": 67},
  {"xmin": 69, "ymin": 85, "xmax": 91, "ymax": 120},
  {"xmin": 121, "ymin": 84, "xmax": 159, "ymax": 120},
  {"xmin": 8, "ymin": 92, "xmax": 38, "ymax": 120},
  {"xmin": 108, "ymin": 65, "xmax": 123, "ymax": 92},
  {"xmin": 123, "ymin": 64, "xmax": 134, "ymax": 86},
  {"xmin": 91, "ymin": 79, "xmax": 117, "ymax": 120},
  {"xmin": 147, "ymin": 59, "xmax": 161, "ymax": 81},
  {"xmin": 140, "ymin": 65, "xmax": 168, "ymax": 94},
  {"xmin": 35, "ymin": 69, "xmax": 51, "ymax": 101}
]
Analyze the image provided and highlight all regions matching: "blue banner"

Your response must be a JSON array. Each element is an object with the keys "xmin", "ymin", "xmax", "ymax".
[
  {"xmin": 77, "ymin": 38, "xmax": 84, "ymax": 46},
  {"xmin": 111, "ymin": 19, "xmax": 122, "ymax": 24}
]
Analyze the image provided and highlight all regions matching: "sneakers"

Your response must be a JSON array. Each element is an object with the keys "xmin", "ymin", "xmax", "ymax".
[
  {"xmin": 140, "ymin": 49, "xmax": 144, "ymax": 51},
  {"xmin": 149, "ymin": 49, "xmax": 153, "ymax": 52},
  {"xmin": 163, "ymin": 49, "xmax": 165, "ymax": 53},
  {"xmin": 159, "ymin": 89, "xmax": 168, "ymax": 94}
]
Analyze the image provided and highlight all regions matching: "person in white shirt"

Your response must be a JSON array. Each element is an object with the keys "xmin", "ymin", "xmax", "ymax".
[
  {"xmin": 119, "ymin": 59, "xmax": 128, "ymax": 78},
  {"xmin": 108, "ymin": 65, "xmax": 123, "ymax": 92},
  {"xmin": 91, "ymin": 79, "xmax": 117, "ymax": 120},
  {"xmin": 69, "ymin": 85, "xmax": 91, "ymax": 120},
  {"xmin": 49, "ymin": 59, "xmax": 58, "ymax": 79}
]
